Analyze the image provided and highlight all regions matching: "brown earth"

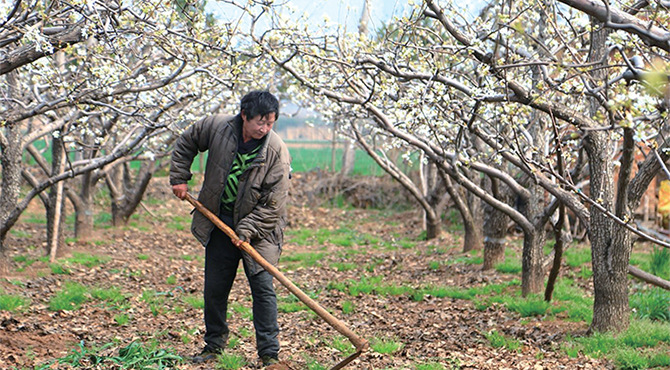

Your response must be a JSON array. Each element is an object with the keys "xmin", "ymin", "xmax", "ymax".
[{"xmin": 0, "ymin": 174, "xmax": 612, "ymax": 370}]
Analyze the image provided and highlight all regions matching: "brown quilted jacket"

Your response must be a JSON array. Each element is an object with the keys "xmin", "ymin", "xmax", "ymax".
[{"xmin": 169, "ymin": 114, "xmax": 291, "ymax": 274}]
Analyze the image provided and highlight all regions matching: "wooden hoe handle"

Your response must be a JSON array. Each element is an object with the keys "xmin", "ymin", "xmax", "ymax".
[{"xmin": 184, "ymin": 193, "xmax": 368, "ymax": 369}]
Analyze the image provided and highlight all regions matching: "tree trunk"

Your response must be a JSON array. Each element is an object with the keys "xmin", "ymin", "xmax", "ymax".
[
  {"xmin": 586, "ymin": 22, "xmax": 630, "ymax": 334},
  {"xmin": 47, "ymin": 134, "xmax": 66, "ymax": 261},
  {"xmin": 340, "ymin": 139, "xmax": 355, "ymax": 177},
  {"xmin": 482, "ymin": 178, "xmax": 510, "ymax": 270},
  {"xmin": 74, "ymin": 171, "xmax": 95, "ymax": 239},
  {"xmin": 109, "ymin": 160, "xmax": 157, "ymax": 225},
  {"xmin": 0, "ymin": 71, "xmax": 23, "ymax": 255},
  {"xmin": 464, "ymin": 172, "xmax": 484, "ymax": 252}
]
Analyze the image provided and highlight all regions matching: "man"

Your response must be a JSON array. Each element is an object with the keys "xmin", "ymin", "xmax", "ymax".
[{"xmin": 170, "ymin": 91, "xmax": 291, "ymax": 367}]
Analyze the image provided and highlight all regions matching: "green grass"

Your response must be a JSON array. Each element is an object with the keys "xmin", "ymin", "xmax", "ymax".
[
  {"xmin": 328, "ymin": 335, "xmax": 355, "ymax": 355},
  {"xmin": 281, "ymin": 252, "xmax": 325, "ymax": 268},
  {"xmin": 649, "ymin": 246, "xmax": 670, "ymax": 280},
  {"xmin": 564, "ymin": 318, "xmax": 670, "ymax": 367},
  {"xmin": 630, "ymin": 288, "xmax": 670, "ymax": 322},
  {"xmin": 370, "ymin": 336, "xmax": 404, "ymax": 354},
  {"xmin": 50, "ymin": 262, "xmax": 71, "ymax": 275},
  {"xmin": 10, "ymin": 229, "xmax": 31, "ymax": 238},
  {"xmin": 285, "ymin": 227, "xmax": 380, "ymax": 248},
  {"xmin": 141, "ymin": 290, "xmax": 168, "ymax": 317},
  {"xmin": 114, "ymin": 314, "xmax": 130, "ymax": 326},
  {"xmin": 229, "ymin": 302, "xmax": 253, "ymax": 320},
  {"xmin": 65, "ymin": 252, "xmax": 111, "ymax": 268},
  {"xmin": 216, "ymin": 353, "xmax": 247, "ymax": 369},
  {"xmin": 288, "ymin": 146, "xmax": 397, "ymax": 176},
  {"xmin": 564, "ymin": 246, "xmax": 592, "ymax": 267},
  {"xmin": 330, "ymin": 262, "xmax": 357, "ymax": 271},
  {"xmin": 182, "ymin": 294, "xmax": 204, "ymax": 309},
  {"xmin": 495, "ymin": 258, "xmax": 522, "ymax": 274},
  {"xmin": 0, "ymin": 291, "xmax": 29, "ymax": 312},
  {"xmin": 166, "ymin": 275, "xmax": 177, "ymax": 285},
  {"xmin": 341, "ymin": 300, "xmax": 355, "ymax": 314},
  {"xmin": 90, "ymin": 286, "xmax": 126, "ymax": 306},
  {"xmin": 49, "ymin": 282, "xmax": 90, "ymax": 311},
  {"xmin": 485, "ymin": 330, "xmax": 522, "ymax": 352}
]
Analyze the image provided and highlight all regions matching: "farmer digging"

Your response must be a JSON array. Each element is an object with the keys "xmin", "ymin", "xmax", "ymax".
[{"xmin": 170, "ymin": 90, "xmax": 291, "ymax": 366}]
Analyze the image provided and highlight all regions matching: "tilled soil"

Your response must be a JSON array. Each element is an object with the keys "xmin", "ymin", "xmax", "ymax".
[{"xmin": 0, "ymin": 182, "xmax": 612, "ymax": 370}]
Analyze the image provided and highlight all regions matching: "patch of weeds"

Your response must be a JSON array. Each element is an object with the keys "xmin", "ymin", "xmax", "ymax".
[
  {"xmin": 91, "ymin": 286, "xmax": 126, "ymax": 306},
  {"xmin": 10, "ymin": 229, "xmax": 31, "ymax": 238},
  {"xmin": 648, "ymin": 350, "xmax": 670, "ymax": 368},
  {"xmin": 613, "ymin": 349, "xmax": 647, "ymax": 370},
  {"xmin": 364, "ymin": 258, "xmax": 385, "ymax": 272},
  {"xmin": 447, "ymin": 251, "xmax": 483, "ymax": 266},
  {"xmin": 137, "ymin": 254, "xmax": 149, "ymax": 261},
  {"xmin": 424, "ymin": 285, "xmax": 473, "ymax": 300},
  {"xmin": 506, "ymin": 296, "xmax": 550, "ymax": 317},
  {"xmin": 115, "ymin": 341, "xmax": 182, "ymax": 368},
  {"xmin": 166, "ymin": 275, "xmax": 177, "ymax": 285},
  {"xmin": 65, "ymin": 237, "xmax": 78, "ymax": 244},
  {"xmin": 578, "ymin": 265, "xmax": 593, "ymax": 279},
  {"xmin": 278, "ymin": 301, "xmax": 307, "ymax": 313},
  {"xmin": 428, "ymin": 261, "xmax": 441, "ymax": 270},
  {"xmin": 330, "ymin": 262, "xmax": 356, "ymax": 271},
  {"xmin": 370, "ymin": 336, "xmax": 404, "ymax": 354},
  {"xmin": 341, "ymin": 300, "xmax": 355, "ymax": 314},
  {"xmin": 328, "ymin": 335, "xmax": 354, "ymax": 355},
  {"xmin": 66, "ymin": 252, "xmax": 111, "ymax": 268},
  {"xmin": 230, "ymin": 302, "xmax": 253, "ymax": 320},
  {"xmin": 24, "ymin": 213, "xmax": 47, "ymax": 224},
  {"xmin": 621, "ymin": 318, "xmax": 670, "ymax": 347},
  {"xmin": 49, "ymin": 282, "xmax": 89, "ymax": 311},
  {"xmin": 304, "ymin": 355, "xmax": 327, "ymax": 370},
  {"xmin": 50, "ymin": 262, "xmax": 71, "ymax": 275},
  {"xmin": 281, "ymin": 252, "xmax": 325, "ymax": 268},
  {"xmin": 564, "ymin": 246, "xmax": 591, "ymax": 268},
  {"xmin": 114, "ymin": 314, "xmax": 130, "ymax": 326},
  {"xmin": 0, "ymin": 291, "xmax": 29, "ymax": 312},
  {"xmin": 238, "ymin": 327, "xmax": 253, "ymax": 338},
  {"xmin": 94, "ymin": 212, "xmax": 112, "ymax": 226},
  {"xmin": 470, "ymin": 279, "xmax": 521, "ymax": 296},
  {"xmin": 347, "ymin": 276, "xmax": 382, "ymax": 296},
  {"xmin": 416, "ymin": 361, "xmax": 448, "ymax": 370},
  {"xmin": 141, "ymin": 290, "xmax": 168, "ymax": 317},
  {"xmin": 216, "ymin": 353, "xmax": 246, "ymax": 369},
  {"xmin": 396, "ymin": 238, "xmax": 416, "ymax": 249},
  {"xmin": 495, "ymin": 259, "xmax": 522, "ymax": 274},
  {"xmin": 181, "ymin": 294, "xmax": 204, "ymax": 310},
  {"xmin": 485, "ymin": 330, "xmax": 521, "ymax": 352},
  {"xmin": 569, "ymin": 332, "xmax": 616, "ymax": 359},
  {"xmin": 630, "ymin": 288, "xmax": 670, "ymax": 322},
  {"xmin": 375, "ymin": 282, "xmax": 413, "ymax": 297},
  {"xmin": 427, "ymin": 245, "xmax": 449, "ymax": 255},
  {"xmin": 650, "ymin": 246, "xmax": 670, "ymax": 280},
  {"xmin": 227, "ymin": 336, "xmax": 240, "ymax": 349}
]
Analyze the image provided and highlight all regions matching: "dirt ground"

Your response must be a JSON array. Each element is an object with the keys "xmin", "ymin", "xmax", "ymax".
[{"xmin": 0, "ymin": 175, "xmax": 612, "ymax": 370}]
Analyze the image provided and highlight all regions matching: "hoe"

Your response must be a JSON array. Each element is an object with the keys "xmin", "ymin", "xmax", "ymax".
[{"xmin": 185, "ymin": 193, "xmax": 368, "ymax": 369}]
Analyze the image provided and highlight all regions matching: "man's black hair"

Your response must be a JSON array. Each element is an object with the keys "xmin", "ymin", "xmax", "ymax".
[{"xmin": 240, "ymin": 90, "xmax": 279, "ymax": 120}]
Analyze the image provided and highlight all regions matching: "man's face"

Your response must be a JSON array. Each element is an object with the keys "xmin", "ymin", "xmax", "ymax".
[{"xmin": 242, "ymin": 112, "xmax": 276, "ymax": 141}]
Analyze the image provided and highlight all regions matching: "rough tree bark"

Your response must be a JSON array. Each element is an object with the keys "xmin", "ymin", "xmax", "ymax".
[
  {"xmin": 482, "ymin": 176, "xmax": 510, "ymax": 270},
  {"xmin": 0, "ymin": 71, "xmax": 23, "ymax": 255},
  {"xmin": 586, "ymin": 23, "xmax": 630, "ymax": 334}
]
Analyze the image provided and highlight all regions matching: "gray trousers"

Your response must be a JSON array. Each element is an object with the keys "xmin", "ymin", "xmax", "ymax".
[{"xmin": 203, "ymin": 215, "xmax": 280, "ymax": 358}]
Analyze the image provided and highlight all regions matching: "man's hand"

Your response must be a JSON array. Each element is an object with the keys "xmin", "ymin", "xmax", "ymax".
[
  {"xmin": 233, "ymin": 237, "xmax": 246, "ymax": 248},
  {"xmin": 172, "ymin": 184, "xmax": 188, "ymax": 200}
]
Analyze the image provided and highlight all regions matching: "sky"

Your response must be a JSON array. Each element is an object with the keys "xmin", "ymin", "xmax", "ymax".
[{"xmin": 205, "ymin": 0, "xmax": 411, "ymax": 34}]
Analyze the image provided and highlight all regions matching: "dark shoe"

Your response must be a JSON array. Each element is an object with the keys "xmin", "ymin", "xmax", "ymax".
[
  {"xmin": 261, "ymin": 354, "xmax": 280, "ymax": 366},
  {"xmin": 191, "ymin": 345, "xmax": 224, "ymax": 363}
]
